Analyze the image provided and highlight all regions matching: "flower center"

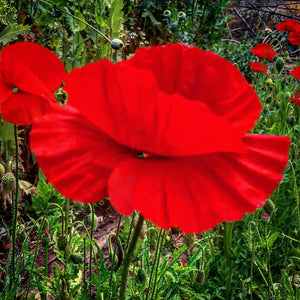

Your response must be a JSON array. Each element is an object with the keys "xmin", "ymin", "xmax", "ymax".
[
  {"xmin": 137, "ymin": 152, "xmax": 151, "ymax": 159},
  {"xmin": 12, "ymin": 87, "xmax": 19, "ymax": 93}
]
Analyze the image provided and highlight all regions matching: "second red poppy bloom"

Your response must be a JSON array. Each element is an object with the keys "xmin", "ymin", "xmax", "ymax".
[{"xmin": 0, "ymin": 42, "xmax": 66, "ymax": 125}]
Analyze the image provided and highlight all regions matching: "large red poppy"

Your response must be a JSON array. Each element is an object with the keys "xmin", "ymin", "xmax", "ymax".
[
  {"xmin": 251, "ymin": 43, "xmax": 277, "ymax": 60},
  {"xmin": 0, "ymin": 42, "xmax": 66, "ymax": 125},
  {"xmin": 30, "ymin": 43, "xmax": 290, "ymax": 233}
]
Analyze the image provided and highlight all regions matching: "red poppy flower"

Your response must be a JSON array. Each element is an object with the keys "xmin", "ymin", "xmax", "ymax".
[
  {"xmin": 0, "ymin": 42, "xmax": 66, "ymax": 124},
  {"xmin": 276, "ymin": 19, "xmax": 300, "ymax": 32},
  {"xmin": 291, "ymin": 66, "xmax": 300, "ymax": 80},
  {"xmin": 289, "ymin": 91, "xmax": 300, "ymax": 105},
  {"xmin": 249, "ymin": 62, "xmax": 268, "ymax": 75},
  {"xmin": 289, "ymin": 31, "xmax": 300, "ymax": 45},
  {"xmin": 30, "ymin": 43, "xmax": 290, "ymax": 233},
  {"xmin": 251, "ymin": 43, "xmax": 277, "ymax": 60}
]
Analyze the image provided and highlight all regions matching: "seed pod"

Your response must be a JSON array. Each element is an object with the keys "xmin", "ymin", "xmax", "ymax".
[
  {"xmin": 177, "ymin": 11, "xmax": 186, "ymax": 20},
  {"xmin": 0, "ymin": 164, "xmax": 5, "ymax": 178},
  {"xmin": 263, "ymin": 199, "xmax": 275, "ymax": 215},
  {"xmin": 70, "ymin": 253, "xmax": 83, "ymax": 264},
  {"xmin": 57, "ymin": 234, "xmax": 68, "ymax": 251},
  {"xmin": 195, "ymin": 270, "xmax": 206, "ymax": 283},
  {"xmin": 275, "ymin": 57, "xmax": 285, "ymax": 73},
  {"xmin": 163, "ymin": 10, "xmax": 172, "ymax": 18},
  {"xmin": 137, "ymin": 268, "xmax": 147, "ymax": 284},
  {"xmin": 19, "ymin": 230, "xmax": 26, "ymax": 243},
  {"xmin": 2, "ymin": 172, "xmax": 15, "ymax": 193},
  {"xmin": 111, "ymin": 38, "xmax": 124, "ymax": 50},
  {"xmin": 42, "ymin": 233, "xmax": 51, "ymax": 248}
]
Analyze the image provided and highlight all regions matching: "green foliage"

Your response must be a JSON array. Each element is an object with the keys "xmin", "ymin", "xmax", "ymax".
[{"xmin": 0, "ymin": 24, "xmax": 30, "ymax": 45}]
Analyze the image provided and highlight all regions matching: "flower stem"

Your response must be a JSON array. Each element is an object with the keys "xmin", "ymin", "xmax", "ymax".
[
  {"xmin": 145, "ymin": 228, "xmax": 163, "ymax": 300},
  {"xmin": 150, "ymin": 230, "xmax": 165, "ymax": 300},
  {"xmin": 119, "ymin": 213, "xmax": 144, "ymax": 300},
  {"xmin": 9, "ymin": 125, "xmax": 19, "ymax": 290},
  {"xmin": 89, "ymin": 204, "xmax": 95, "ymax": 297},
  {"xmin": 109, "ymin": 215, "xmax": 123, "ymax": 295}
]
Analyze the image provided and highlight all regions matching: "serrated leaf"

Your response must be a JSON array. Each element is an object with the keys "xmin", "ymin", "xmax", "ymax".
[
  {"xmin": 0, "ymin": 24, "xmax": 30, "ymax": 45},
  {"xmin": 109, "ymin": 0, "xmax": 123, "ymax": 39}
]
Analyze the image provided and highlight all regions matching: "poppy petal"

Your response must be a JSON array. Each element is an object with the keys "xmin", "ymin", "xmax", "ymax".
[
  {"xmin": 289, "ymin": 32, "xmax": 300, "ymax": 45},
  {"xmin": 126, "ymin": 43, "xmax": 262, "ymax": 133},
  {"xmin": 250, "ymin": 62, "xmax": 268, "ymax": 75},
  {"xmin": 276, "ymin": 19, "xmax": 300, "ymax": 32},
  {"xmin": 30, "ymin": 104, "xmax": 135, "ymax": 203},
  {"xmin": 64, "ymin": 59, "xmax": 247, "ymax": 157},
  {"xmin": 108, "ymin": 134, "xmax": 290, "ymax": 233},
  {"xmin": 0, "ymin": 42, "xmax": 66, "ymax": 93},
  {"xmin": 291, "ymin": 66, "xmax": 300, "ymax": 80},
  {"xmin": 0, "ymin": 69, "xmax": 13, "ymax": 103},
  {"xmin": 1, "ymin": 92, "xmax": 57, "ymax": 125},
  {"xmin": 251, "ymin": 43, "xmax": 277, "ymax": 60}
]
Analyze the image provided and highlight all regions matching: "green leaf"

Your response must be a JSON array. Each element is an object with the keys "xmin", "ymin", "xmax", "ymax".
[
  {"xmin": 0, "ymin": 24, "xmax": 30, "ymax": 45},
  {"xmin": 109, "ymin": 0, "xmax": 123, "ymax": 39},
  {"xmin": 0, "ymin": 121, "xmax": 15, "ymax": 161}
]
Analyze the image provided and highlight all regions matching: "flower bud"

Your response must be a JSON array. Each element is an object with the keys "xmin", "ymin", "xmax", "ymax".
[
  {"xmin": 261, "ymin": 213, "xmax": 270, "ymax": 224},
  {"xmin": 137, "ymin": 268, "xmax": 147, "ymax": 284},
  {"xmin": 263, "ymin": 199, "xmax": 275, "ymax": 215},
  {"xmin": 195, "ymin": 270, "xmax": 206, "ymax": 283},
  {"xmin": 0, "ymin": 164, "xmax": 5, "ymax": 178},
  {"xmin": 111, "ymin": 38, "xmax": 124, "ymax": 50},
  {"xmin": 70, "ymin": 252, "xmax": 83, "ymax": 264},
  {"xmin": 57, "ymin": 234, "xmax": 68, "ymax": 251},
  {"xmin": 275, "ymin": 57, "xmax": 285, "ymax": 73},
  {"xmin": 265, "ymin": 78, "xmax": 273, "ymax": 86},
  {"xmin": 2, "ymin": 172, "xmax": 15, "ymax": 193},
  {"xmin": 42, "ymin": 233, "xmax": 51, "ymax": 248}
]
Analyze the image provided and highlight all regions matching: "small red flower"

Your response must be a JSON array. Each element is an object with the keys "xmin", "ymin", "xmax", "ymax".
[
  {"xmin": 276, "ymin": 19, "xmax": 300, "ymax": 32},
  {"xmin": 249, "ymin": 62, "xmax": 268, "ymax": 75},
  {"xmin": 291, "ymin": 66, "xmax": 300, "ymax": 80},
  {"xmin": 276, "ymin": 19, "xmax": 300, "ymax": 45},
  {"xmin": 181, "ymin": 261, "xmax": 187, "ymax": 267},
  {"xmin": 30, "ymin": 43, "xmax": 290, "ymax": 233},
  {"xmin": 251, "ymin": 43, "xmax": 277, "ymax": 60},
  {"xmin": 0, "ymin": 42, "xmax": 66, "ymax": 125},
  {"xmin": 289, "ymin": 91, "xmax": 300, "ymax": 105}
]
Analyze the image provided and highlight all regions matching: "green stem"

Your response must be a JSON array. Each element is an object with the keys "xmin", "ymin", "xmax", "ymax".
[
  {"xmin": 37, "ymin": 0, "xmax": 111, "ymax": 43},
  {"xmin": 64, "ymin": 198, "xmax": 70, "ymax": 235},
  {"xmin": 125, "ymin": 213, "xmax": 136, "ymax": 251},
  {"xmin": 89, "ymin": 204, "xmax": 95, "ymax": 297},
  {"xmin": 150, "ymin": 230, "xmax": 165, "ymax": 300},
  {"xmin": 145, "ymin": 228, "xmax": 163, "ymax": 300},
  {"xmin": 109, "ymin": 215, "xmax": 123, "ymax": 294},
  {"xmin": 224, "ymin": 222, "xmax": 234, "ymax": 300},
  {"xmin": 83, "ymin": 205, "xmax": 87, "ymax": 293},
  {"xmin": 119, "ymin": 213, "xmax": 144, "ymax": 300},
  {"xmin": 9, "ymin": 125, "xmax": 19, "ymax": 291}
]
